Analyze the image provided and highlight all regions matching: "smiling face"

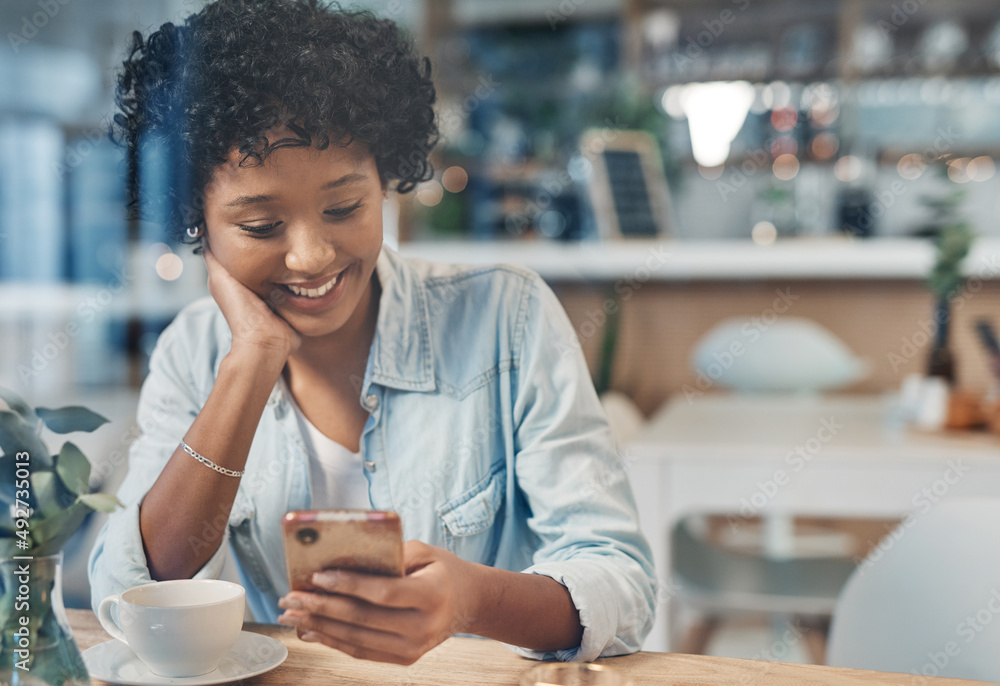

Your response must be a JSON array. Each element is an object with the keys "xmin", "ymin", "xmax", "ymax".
[{"xmin": 202, "ymin": 132, "xmax": 385, "ymax": 342}]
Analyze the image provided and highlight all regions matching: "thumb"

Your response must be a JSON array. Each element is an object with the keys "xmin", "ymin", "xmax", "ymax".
[{"xmin": 403, "ymin": 540, "xmax": 437, "ymax": 573}]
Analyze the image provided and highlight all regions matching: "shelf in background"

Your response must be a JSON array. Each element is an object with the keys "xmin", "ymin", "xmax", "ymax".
[{"xmin": 398, "ymin": 237, "xmax": 1000, "ymax": 282}]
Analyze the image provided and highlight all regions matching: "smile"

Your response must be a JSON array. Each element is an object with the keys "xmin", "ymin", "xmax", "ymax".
[{"xmin": 283, "ymin": 272, "xmax": 341, "ymax": 298}]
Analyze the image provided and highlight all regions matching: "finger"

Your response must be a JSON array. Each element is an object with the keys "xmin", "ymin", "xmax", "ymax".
[
  {"xmin": 279, "ymin": 592, "xmax": 420, "ymax": 635},
  {"xmin": 278, "ymin": 611, "xmax": 427, "ymax": 666},
  {"xmin": 306, "ymin": 570, "xmax": 419, "ymax": 609},
  {"xmin": 301, "ymin": 629, "xmax": 424, "ymax": 666}
]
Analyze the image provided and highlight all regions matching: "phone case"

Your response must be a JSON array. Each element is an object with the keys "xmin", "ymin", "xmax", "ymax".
[{"xmin": 281, "ymin": 509, "xmax": 404, "ymax": 591}]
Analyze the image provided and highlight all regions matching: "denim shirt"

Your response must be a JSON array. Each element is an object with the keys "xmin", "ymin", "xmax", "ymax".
[{"xmin": 88, "ymin": 245, "xmax": 657, "ymax": 661}]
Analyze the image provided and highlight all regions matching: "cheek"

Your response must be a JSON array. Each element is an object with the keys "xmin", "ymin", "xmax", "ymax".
[
  {"xmin": 359, "ymin": 210, "xmax": 385, "ymax": 253},
  {"xmin": 206, "ymin": 232, "xmax": 275, "ymax": 292}
]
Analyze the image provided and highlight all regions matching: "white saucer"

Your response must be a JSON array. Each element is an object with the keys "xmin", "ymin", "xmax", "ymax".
[{"xmin": 82, "ymin": 631, "xmax": 288, "ymax": 685}]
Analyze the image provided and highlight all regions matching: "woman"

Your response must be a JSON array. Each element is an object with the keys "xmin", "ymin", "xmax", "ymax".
[{"xmin": 89, "ymin": 0, "xmax": 656, "ymax": 665}]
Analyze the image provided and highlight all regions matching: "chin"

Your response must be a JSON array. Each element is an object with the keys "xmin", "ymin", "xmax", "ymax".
[{"xmin": 284, "ymin": 312, "xmax": 353, "ymax": 339}]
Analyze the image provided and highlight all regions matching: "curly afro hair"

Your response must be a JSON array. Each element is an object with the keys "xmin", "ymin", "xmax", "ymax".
[{"xmin": 110, "ymin": 0, "xmax": 438, "ymax": 246}]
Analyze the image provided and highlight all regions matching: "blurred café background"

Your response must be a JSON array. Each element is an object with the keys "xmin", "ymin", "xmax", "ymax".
[{"xmin": 4, "ymin": 0, "xmax": 1000, "ymax": 667}]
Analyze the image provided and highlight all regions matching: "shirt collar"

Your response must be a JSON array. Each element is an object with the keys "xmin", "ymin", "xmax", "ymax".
[{"xmin": 363, "ymin": 244, "xmax": 436, "ymax": 393}]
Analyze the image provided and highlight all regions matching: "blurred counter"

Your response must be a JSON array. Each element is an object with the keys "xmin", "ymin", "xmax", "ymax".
[{"xmin": 399, "ymin": 237, "xmax": 1000, "ymax": 282}]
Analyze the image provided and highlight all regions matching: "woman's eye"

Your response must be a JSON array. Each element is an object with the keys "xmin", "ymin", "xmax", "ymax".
[
  {"xmin": 238, "ymin": 222, "xmax": 281, "ymax": 236},
  {"xmin": 325, "ymin": 201, "xmax": 363, "ymax": 218}
]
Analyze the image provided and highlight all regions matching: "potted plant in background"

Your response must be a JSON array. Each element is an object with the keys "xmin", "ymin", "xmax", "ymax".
[
  {"xmin": 1, "ymin": 387, "xmax": 122, "ymax": 686},
  {"xmin": 924, "ymin": 191, "xmax": 974, "ymax": 385}
]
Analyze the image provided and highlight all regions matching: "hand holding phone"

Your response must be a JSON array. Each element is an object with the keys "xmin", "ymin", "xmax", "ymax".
[
  {"xmin": 278, "ymin": 535, "xmax": 485, "ymax": 665},
  {"xmin": 281, "ymin": 509, "xmax": 404, "ymax": 592}
]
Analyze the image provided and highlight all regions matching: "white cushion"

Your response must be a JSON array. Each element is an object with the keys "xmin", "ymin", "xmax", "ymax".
[{"xmin": 691, "ymin": 317, "xmax": 868, "ymax": 393}]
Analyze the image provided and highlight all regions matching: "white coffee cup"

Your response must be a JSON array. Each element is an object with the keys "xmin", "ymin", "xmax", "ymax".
[{"xmin": 98, "ymin": 579, "xmax": 246, "ymax": 677}]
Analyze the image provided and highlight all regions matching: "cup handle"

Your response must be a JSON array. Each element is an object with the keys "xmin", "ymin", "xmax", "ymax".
[{"xmin": 97, "ymin": 595, "xmax": 128, "ymax": 646}]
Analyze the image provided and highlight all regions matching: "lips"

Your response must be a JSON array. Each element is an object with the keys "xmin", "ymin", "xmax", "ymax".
[
  {"xmin": 273, "ymin": 264, "xmax": 352, "ymax": 313},
  {"xmin": 280, "ymin": 271, "xmax": 342, "ymax": 299}
]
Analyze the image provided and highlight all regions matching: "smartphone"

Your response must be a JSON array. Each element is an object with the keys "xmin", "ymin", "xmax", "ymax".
[{"xmin": 281, "ymin": 509, "xmax": 404, "ymax": 592}]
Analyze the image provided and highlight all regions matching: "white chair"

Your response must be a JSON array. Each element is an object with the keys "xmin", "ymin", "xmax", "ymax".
[
  {"xmin": 827, "ymin": 498, "xmax": 1000, "ymax": 681},
  {"xmin": 670, "ymin": 517, "xmax": 856, "ymax": 660},
  {"xmin": 670, "ymin": 318, "xmax": 869, "ymax": 659}
]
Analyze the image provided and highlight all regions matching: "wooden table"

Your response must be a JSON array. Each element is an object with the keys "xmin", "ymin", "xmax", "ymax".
[
  {"xmin": 625, "ymin": 394, "xmax": 1000, "ymax": 652},
  {"xmin": 69, "ymin": 609, "xmax": 992, "ymax": 685}
]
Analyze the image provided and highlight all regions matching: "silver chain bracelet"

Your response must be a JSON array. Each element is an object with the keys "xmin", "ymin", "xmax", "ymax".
[{"xmin": 180, "ymin": 440, "xmax": 245, "ymax": 478}]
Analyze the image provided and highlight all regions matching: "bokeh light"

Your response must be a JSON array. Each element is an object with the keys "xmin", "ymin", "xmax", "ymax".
[
  {"xmin": 155, "ymin": 253, "xmax": 183, "ymax": 281},
  {"xmin": 834, "ymin": 155, "xmax": 863, "ymax": 182},
  {"xmin": 770, "ymin": 107, "xmax": 798, "ymax": 132},
  {"xmin": 967, "ymin": 156, "xmax": 996, "ymax": 182},
  {"xmin": 897, "ymin": 153, "xmax": 926, "ymax": 180},
  {"xmin": 809, "ymin": 133, "xmax": 839, "ymax": 161},
  {"xmin": 415, "ymin": 180, "xmax": 444, "ymax": 206},
  {"xmin": 441, "ymin": 166, "xmax": 469, "ymax": 193},
  {"xmin": 773, "ymin": 154, "xmax": 800, "ymax": 181},
  {"xmin": 947, "ymin": 157, "xmax": 970, "ymax": 183},
  {"xmin": 752, "ymin": 221, "xmax": 777, "ymax": 245}
]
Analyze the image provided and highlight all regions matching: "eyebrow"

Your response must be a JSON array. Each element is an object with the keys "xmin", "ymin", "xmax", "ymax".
[{"xmin": 224, "ymin": 172, "xmax": 369, "ymax": 208}]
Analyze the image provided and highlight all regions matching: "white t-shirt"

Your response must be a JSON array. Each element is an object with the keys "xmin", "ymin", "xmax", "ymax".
[{"xmin": 282, "ymin": 379, "xmax": 371, "ymax": 510}]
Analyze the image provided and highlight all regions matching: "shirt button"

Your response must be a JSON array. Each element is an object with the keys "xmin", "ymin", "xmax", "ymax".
[
  {"xmin": 364, "ymin": 460, "xmax": 377, "ymax": 472},
  {"xmin": 364, "ymin": 394, "xmax": 379, "ymax": 411}
]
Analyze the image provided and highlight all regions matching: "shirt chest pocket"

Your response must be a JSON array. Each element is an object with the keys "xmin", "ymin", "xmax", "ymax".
[{"xmin": 436, "ymin": 464, "xmax": 506, "ymax": 564}]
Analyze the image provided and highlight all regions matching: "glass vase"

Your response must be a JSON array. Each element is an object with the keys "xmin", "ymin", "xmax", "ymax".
[{"xmin": 0, "ymin": 552, "xmax": 91, "ymax": 686}]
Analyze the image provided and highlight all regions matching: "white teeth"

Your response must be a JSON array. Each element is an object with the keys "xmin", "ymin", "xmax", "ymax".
[{"xmin": 287, "ymin": 272, "xmax": 339, "ymax": 298}]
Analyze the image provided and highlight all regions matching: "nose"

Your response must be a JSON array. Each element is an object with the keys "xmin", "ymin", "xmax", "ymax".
[{"xmin": 284, "ymin": 224, "xmax": 336, "ymax": 277}]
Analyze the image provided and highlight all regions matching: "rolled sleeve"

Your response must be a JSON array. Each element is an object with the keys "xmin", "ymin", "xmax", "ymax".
[
  {"xmin": 512, "ymin": 556, "xmax": 655, "ymax": 661},
  {"xmin": 509, "ymin": 275, "xmax": 657, "ymax": 661}
]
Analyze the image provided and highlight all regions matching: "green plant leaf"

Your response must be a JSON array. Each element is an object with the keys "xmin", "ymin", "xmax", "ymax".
[
  {"xmin": 0, "ymin": 410, "xmax": 50, "ymax": 470},
  {"xmin": 30, "ymin": 471, "xmax": 67, "ymax": 519},
  {"xmin": 55, "ymin": 441, "xmax": 91, "ymax": 495},
  {"xmin": 30, "ymin": 501, "xmax": 89, "ymax": 556},
  {"xmin": 36, "ymin": 406, "xmax": 109, "ymax": 434},
  {"xmin": 0, "ymin": 411, "xmax": 50, "ymax": 513},
  {"xmin": 78, "ymin": 492, "xmax": 123, "ymax": 513},
  {"xmin": 0, "ymin": 386, "xmax": 37, "ymax": 424}
]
